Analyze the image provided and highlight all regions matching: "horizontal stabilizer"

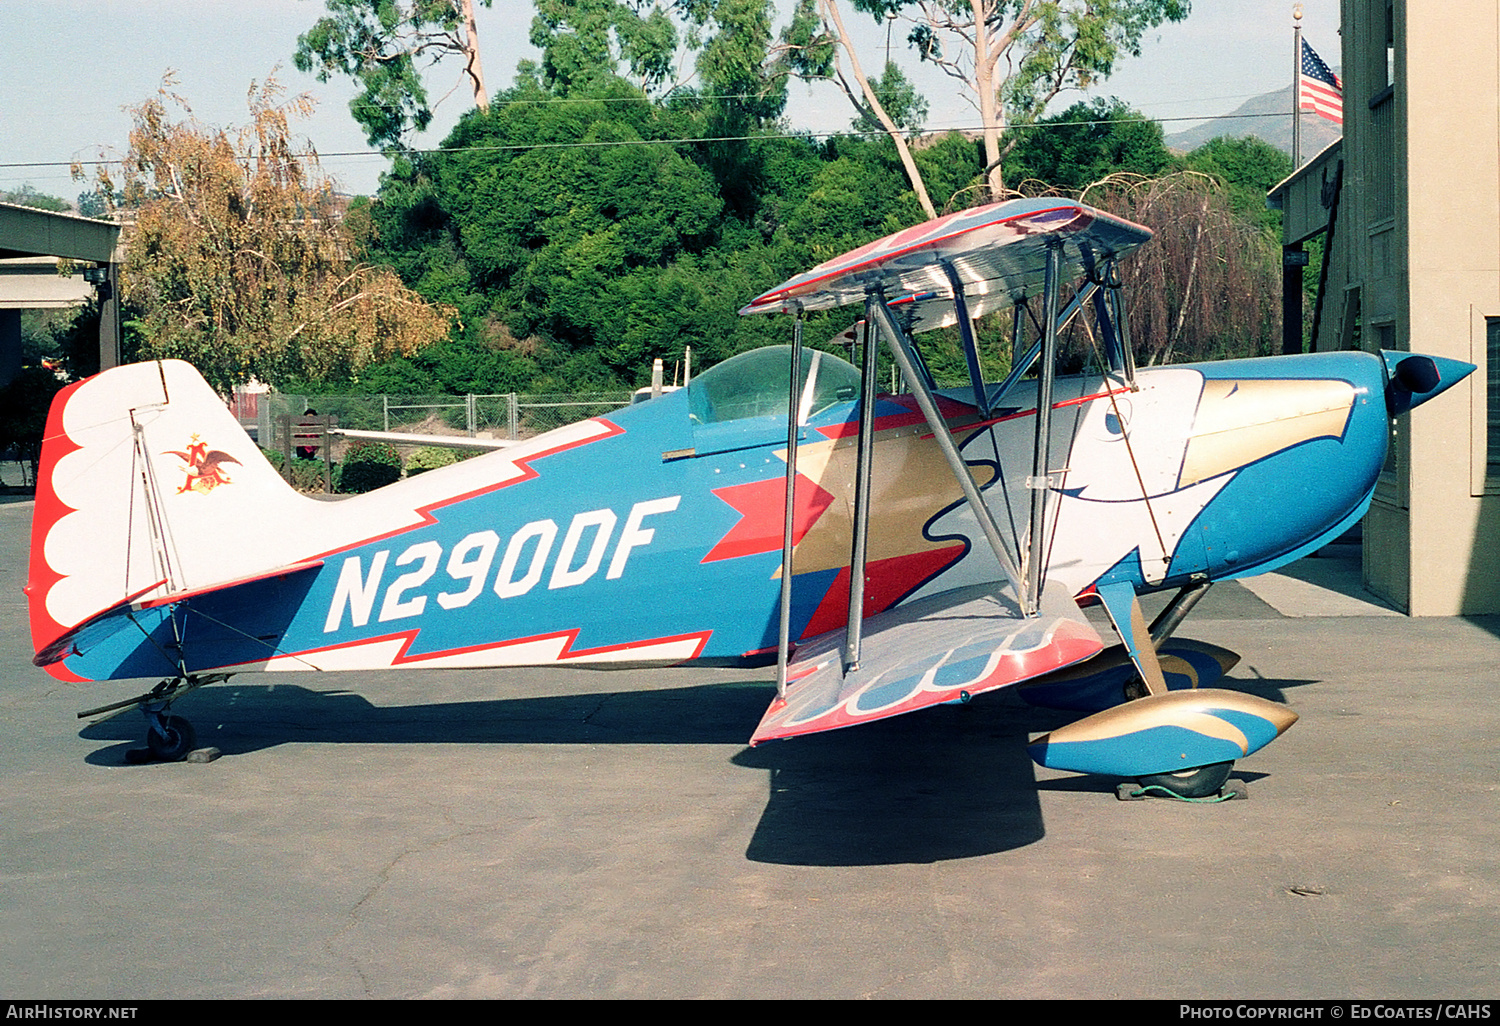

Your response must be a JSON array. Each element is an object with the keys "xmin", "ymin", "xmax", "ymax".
[
  {"xmin": 751, "ymin": 583, "xmax": 1104, "ymax": 744},
  {"xmin": 33, "ymin": 560, "xmax": 325, "ymax": 672}
]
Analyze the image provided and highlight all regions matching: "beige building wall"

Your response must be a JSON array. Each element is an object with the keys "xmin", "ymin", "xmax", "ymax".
[{"xmin": 1345, "ymin": 0, "xmax": 1500, "ymax": 614}]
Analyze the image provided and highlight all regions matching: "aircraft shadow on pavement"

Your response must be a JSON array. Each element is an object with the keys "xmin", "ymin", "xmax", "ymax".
[
  {"xmin": 75, "ymin": 677, "xmax": 1048, "ymax": 864},
  {"xmin": 735, "ymin": 697, "xmax": 1056, "ymax": 865},
  {"xmin": 77, "ymin": 677, "xmax": 776, "ymax": 754},
  {"xmin": 732, "ymin": 675, "xmax": 1312, "ymax": 866},
  {"xmin": 75, "ymin": 674, "xmax": 1312, "ymax": 867},
  {"xmin": 1217, "ymin": 674, "xmax": 1316, "ymax": 704}
]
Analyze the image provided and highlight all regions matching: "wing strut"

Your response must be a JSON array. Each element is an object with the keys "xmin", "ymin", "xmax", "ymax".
[
  {"xmin": 753, "ymin": 198, "xmax": 1157, "ymax": 678},
  {"xmin": 1025, "ymin": 241, "xmax": 1062, "ymax": 613},
  {"xmin": 1088, "ymin": 258, "xmax": 1137, "ymax": 387},
  {"xmin": 844, "ymin": 302, "xmax": 881, "ymax": 671},
  {"xmin": 941, "ymin": 260, "xmax": 991, "ymax": 419},
  {"xmin": 990, "ymin": 277, "xmax": 1099, "ymax": 405},
  {"xmin": 774, "ymin": 310, "xmax": 806, "ymax": 698},
  {"xmin": 1107, "ymin": 264, "xmax": 1139, "ymax": 387},
  {"xmin": 1010, "ymin": 299, "xmax": 1028, "ymax": 375},
  {"xmin": 864, "ymin": 285, "xmax": 1026, "ymax": 616}
]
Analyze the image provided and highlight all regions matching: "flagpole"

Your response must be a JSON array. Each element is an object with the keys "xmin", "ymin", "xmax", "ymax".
[{"xmin": 1293, "ymin": 3, "xmax": 1303, "ymax": 167}]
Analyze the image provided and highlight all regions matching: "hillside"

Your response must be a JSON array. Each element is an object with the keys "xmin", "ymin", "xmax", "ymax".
[{"xmin": 1165, "ymin": 84, "xmax": 1341, "ymax": 157}]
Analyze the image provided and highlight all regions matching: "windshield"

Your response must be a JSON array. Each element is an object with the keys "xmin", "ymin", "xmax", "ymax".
[{"xmin": 689, "ymin": 345, "xmax": 860, "ymax": 426}]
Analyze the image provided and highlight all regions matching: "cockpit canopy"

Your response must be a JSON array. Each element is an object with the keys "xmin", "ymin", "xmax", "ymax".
[{"xmin": 688, "ymin": 345, "xmax": 861, "ymax": 426}]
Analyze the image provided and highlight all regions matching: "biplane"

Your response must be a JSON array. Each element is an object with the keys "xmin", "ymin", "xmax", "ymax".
[{"xmin": 27, "ymin": 197, "xmax": 1472, "ymax": 798}]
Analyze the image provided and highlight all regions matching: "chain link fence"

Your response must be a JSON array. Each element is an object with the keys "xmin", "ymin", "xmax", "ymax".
[{"xmin": 245, "ymin": 390, "xmax": 635, "ymax": 452}]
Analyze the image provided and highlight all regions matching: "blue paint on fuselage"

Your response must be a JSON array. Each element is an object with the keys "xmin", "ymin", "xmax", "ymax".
[
  {"xmin": 1188, "ymin": 352, "xmax": 1387, "ymax": 582},
  {"xmin": 278, "ymin": 388, "xmax": 801, "ymax": 665}
]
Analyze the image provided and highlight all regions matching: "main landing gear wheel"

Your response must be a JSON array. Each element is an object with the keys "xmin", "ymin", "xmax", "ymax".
[
  {"xmin": 146, "ymin": 715, "xmax": 196, "ymax": 763},
  {"xmin": 1121, "ymin": 674, "xmax": 1149, "ymax": 702},
  {"xmin": 1124, "ymin": 761, "xmax": 1236, "ymax": 800}
]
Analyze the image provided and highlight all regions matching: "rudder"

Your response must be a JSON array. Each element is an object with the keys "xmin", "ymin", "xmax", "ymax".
[{"xmin": 27, "ymin": 360, "xmax": 318, "ymax": 668}]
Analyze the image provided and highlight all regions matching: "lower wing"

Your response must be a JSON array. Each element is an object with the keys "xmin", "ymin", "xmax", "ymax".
[{"xmin": 751, "ymin": 582, "xmax": 1104, "ymax": 744}]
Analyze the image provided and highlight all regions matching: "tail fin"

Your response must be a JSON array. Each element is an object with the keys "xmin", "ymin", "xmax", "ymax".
[{"xmin": 27, "ymin": 360, "xmax": 318, "ymax": 670}]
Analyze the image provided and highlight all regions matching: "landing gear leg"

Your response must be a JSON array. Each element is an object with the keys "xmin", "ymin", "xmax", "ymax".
[
  {"xmin": 1121, "ymin": 580, "xmax": 1217, "ymax": 700},
  {"xmin": 78, "ymin": 675, "xmax": 226, "ymax": 764},
  {"xmin": 1147, "ymin": 580, "xmax": 1213, "ymax": 647},
  {"xmin": 1104, "ymin": 581, "xmax": 1244, "ymax": 798}
]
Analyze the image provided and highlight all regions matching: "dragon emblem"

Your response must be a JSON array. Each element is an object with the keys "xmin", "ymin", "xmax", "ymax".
[{"xmin": 163, "ymin": 435, "xmax": 241, "ymax": 494}]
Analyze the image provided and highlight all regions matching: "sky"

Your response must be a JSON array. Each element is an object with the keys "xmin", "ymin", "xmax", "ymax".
[{"xmin": 0, "ymin": 0, "xmax": 1342, "ymax": 202}]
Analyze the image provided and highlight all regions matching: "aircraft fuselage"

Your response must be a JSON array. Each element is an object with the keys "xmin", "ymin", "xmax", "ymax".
[{"xmin": 40, "ymin": 348, "xmax": 1395, "ymax": 683}]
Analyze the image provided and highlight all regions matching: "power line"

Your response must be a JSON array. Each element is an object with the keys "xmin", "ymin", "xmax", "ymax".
[
  {"xmin": 0, "ymin": 109, "xmax": 1310, "ymax": 174},
  {"xmin": 343, "ymin": 91, "xmax": 779, "ymax": 111}
]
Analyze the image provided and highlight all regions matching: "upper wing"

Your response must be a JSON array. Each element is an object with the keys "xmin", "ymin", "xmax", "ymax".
[
  {"xmin": 750, "ymin": 582, "xmax": 1104, "ymax": 744},
  {"xmin": 738, "ymin": 197, "xmax": 1151, "ymax": 334}
]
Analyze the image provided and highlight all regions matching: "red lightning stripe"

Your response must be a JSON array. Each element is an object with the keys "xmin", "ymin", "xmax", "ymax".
[
  {"xmin": 209, "ymin": 626, "xmax": 713, "ymax": 671},
  {"xmin": 701, "ymin": 475, "xmax": 836, "ymax": 563},
  {"xmin": 797, "ymin": 545, "xmax": 967, "ymax": 639},
  {"xmin": 815, "ymin": 393, "xmax": 978, "ymax": 440}
]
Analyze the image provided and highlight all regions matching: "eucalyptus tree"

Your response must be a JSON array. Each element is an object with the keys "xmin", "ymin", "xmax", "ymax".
[
  {"xmin": 294, "ymin": 0, "xmax": 493, "ymax": 150},
  {"xmin": 790, "ymin": 0, "xmax": 1191, "ymax": 206}
]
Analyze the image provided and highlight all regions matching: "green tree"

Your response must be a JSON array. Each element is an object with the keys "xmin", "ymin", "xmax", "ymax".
[
  {"xmin": 528, "ymin": 0, "xmax": 680, "ymax": 95},
  {"xmin": 685, "ymin": 0, "xmax": 794, "ymax": 218},
  {"xmin": 786, "ymin": 0, "xmax": 939, "ymax": 216},
  {"xmin": 851, "ymin": 61, "xmax": 928, "ymax": 136},
  {"xmin": 0, "ymin": 365, "xmax": 64, "ymax": 484},
  {"xmin": 1083, "ymin": 172, "xmax": 1281, "ymax": 365},
  {"xmin": 1183, "ymin": 135, "xmax": 1292, "ymax": 230},
  {"xmin": 362, "ymin": 75, "xmax": 718, "ymax": 388},
  {"xmin": 457, "ymin": 94, "xmax": 726, "ymax": 366},
  {"xmin": 0, "ymin": 185, "xmax": 71, "ymax": 212},
  {"xmin": 523, "ymin": 0, "xmax": 794, "ymax": 220},
  {"xmin": 1004, "ymin": 97, "xmax": 1174, "ymax": 191},
  {"xmin": 295, "ymin": 0, "xmax": 492, "ymax": 150},
  {"xmin": 75, "ymin": 189, "xmax": 111, "ymax": 219},
  {"xmin": 363, "ymin": 74, "xmax": 914, "ymax": 390}
]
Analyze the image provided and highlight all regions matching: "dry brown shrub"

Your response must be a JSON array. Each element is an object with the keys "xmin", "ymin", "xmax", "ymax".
[{"xmin": 79, "ymin": 73, "xmax": 454, "ymax": 391}]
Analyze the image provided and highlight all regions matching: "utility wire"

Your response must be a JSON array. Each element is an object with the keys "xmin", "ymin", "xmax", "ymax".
[{"xmin": 0, "ymin": 109, "xmax": 1310, "ymax": 174}]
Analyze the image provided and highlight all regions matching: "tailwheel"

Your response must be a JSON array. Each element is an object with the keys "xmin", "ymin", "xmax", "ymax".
[
  {"xmin": 80, "ymin": 674, "xmax": 229, "ymax": 764},
  {"xmin": 146, "ymin": 714, "xmax": 196, "ymax": 763},
  {"xmin": 1119, "ymin": 761, "xmax": 1238, "ymax": 801}
]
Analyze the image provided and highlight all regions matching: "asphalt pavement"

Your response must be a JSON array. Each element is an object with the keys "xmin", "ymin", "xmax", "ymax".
[{"xmin": 2, "ymin": 494, "xmax": 1497, "ymax": 999}]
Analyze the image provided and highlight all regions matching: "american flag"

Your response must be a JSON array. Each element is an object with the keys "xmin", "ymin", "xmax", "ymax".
[{"xmin": 1300, "ymin": 39, "xmax": 1343, "ymax": 124}]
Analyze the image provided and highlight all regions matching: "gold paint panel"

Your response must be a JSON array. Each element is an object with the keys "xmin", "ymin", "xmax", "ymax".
[
  {"xmin": 780, "ymin": 429, "xmax": 996, "ymax": 576},
  {"xmin": 1034, "ymin": 688, "xmax": 1299, "ymax": 746},
  {"xmin": 1125, "ymin": 596, "xmax": 1168, "ymax": 696},
  {"xmin": 1178, "ymin": 379, "xmax": 1356, "ymax": 488}
]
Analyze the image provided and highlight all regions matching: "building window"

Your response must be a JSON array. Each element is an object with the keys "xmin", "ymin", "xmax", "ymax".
[
  {"xmin": 1488, "ymin": 318, "xmax": 1500, "ymax": 476},
  {"xmin": 1385, "ymin": 0, "xmax": 1396, "ymax": 89}
]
